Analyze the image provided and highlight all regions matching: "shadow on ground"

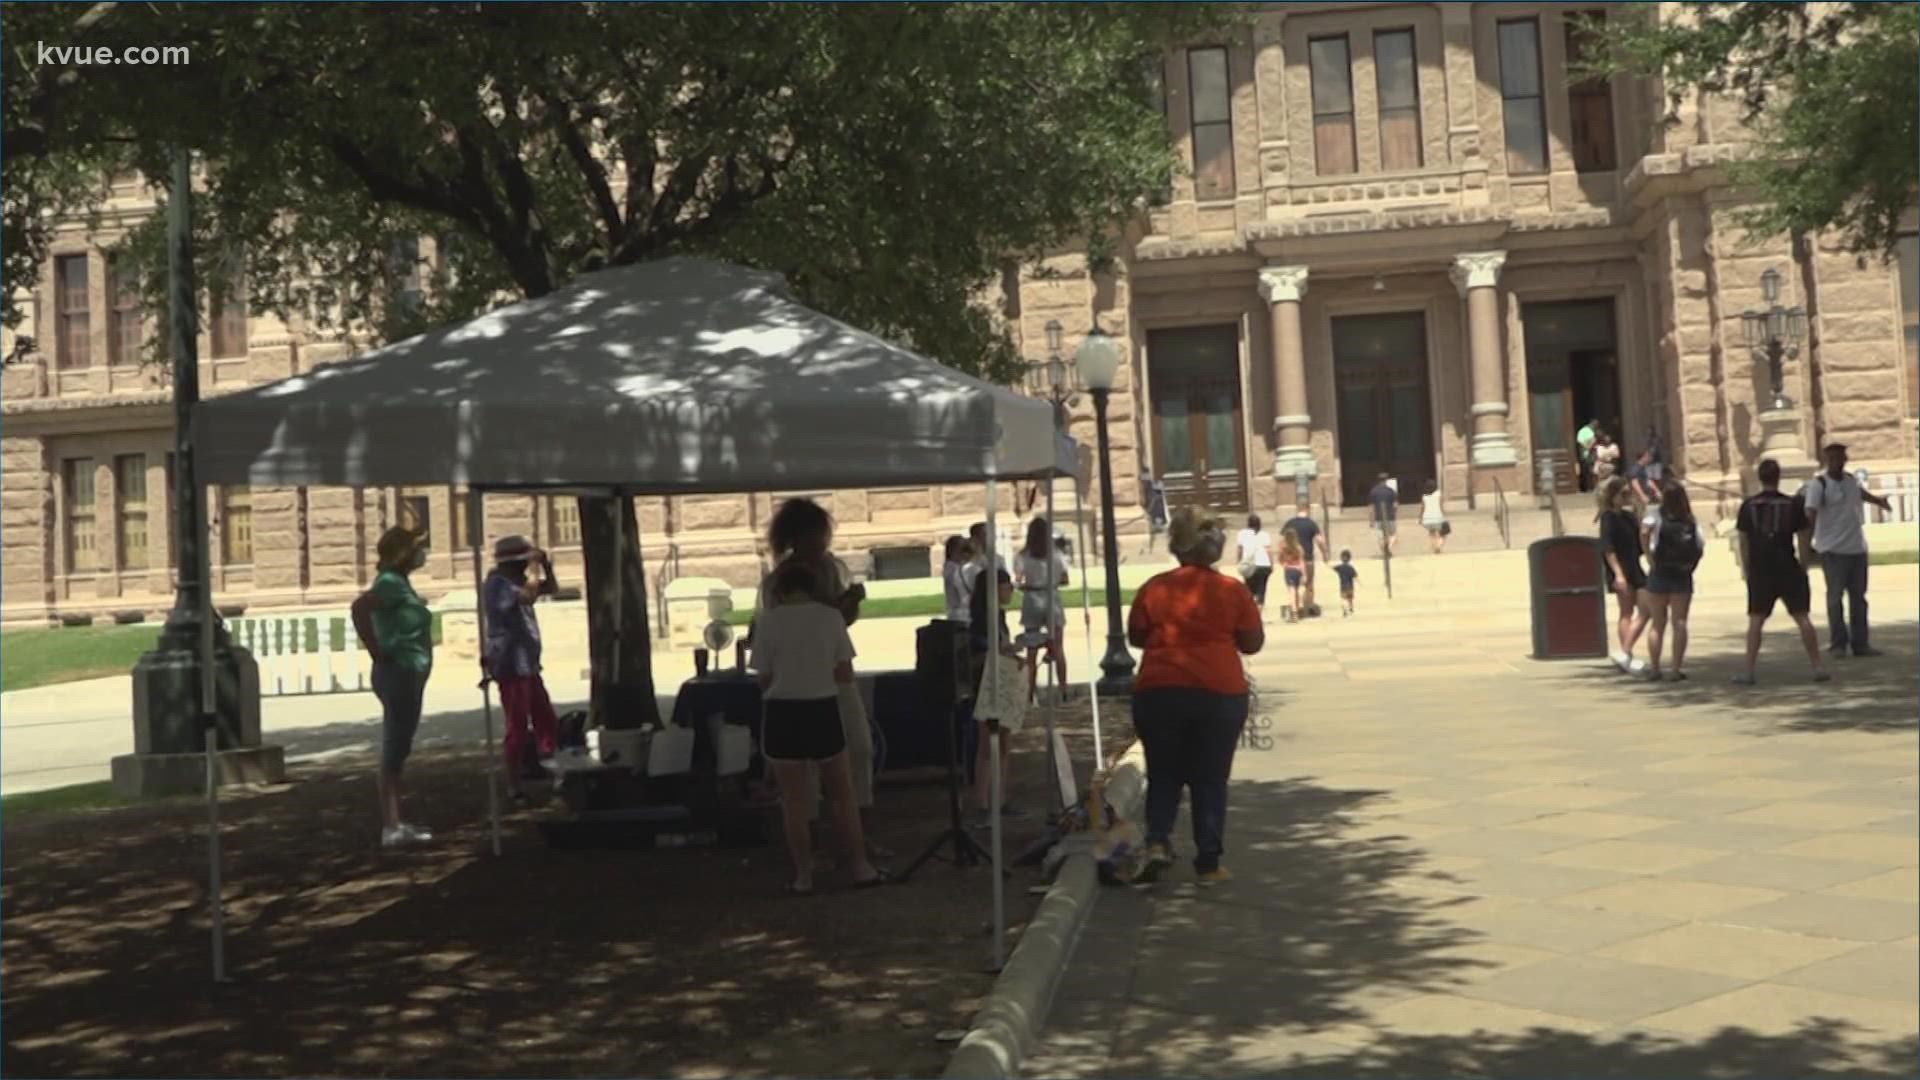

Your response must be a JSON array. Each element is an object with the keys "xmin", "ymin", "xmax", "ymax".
[
  {"xmin": 1553, "ymin": 621, "xmax": 1918, "ymax": 736},
  {"xmin": 1101, "ymin": 1018, "xmax": 1919, "ymax": 1079},
  {"xmin": 1036, "ymin": 768, "xmax": 1917, "ymax": 1079},
  {"xmin": 1, "ymin": 702, "xmax": 1133, "ymax": 1078}
]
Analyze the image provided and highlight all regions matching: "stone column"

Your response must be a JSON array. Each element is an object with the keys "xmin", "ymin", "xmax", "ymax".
[
  {"xmin": 1451, "ymin": 251, "xmax": 1518, "ymax": 468},
  {"xmin": 1258, "ymin": 265, "xmax": 1315, "ymax": 479}
]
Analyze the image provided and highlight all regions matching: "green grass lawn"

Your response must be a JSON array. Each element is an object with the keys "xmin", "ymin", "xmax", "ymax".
[
  {"xmin": 1, "ymin": 624, "xmax": 161, "ymax": 692},
  {"xmin": 0, "ymin": 780, "xmax": 142, "ymax": 817},
  {"xmin": 722, "ymin": 588, "xmax": 1139, "ymax": 626}
]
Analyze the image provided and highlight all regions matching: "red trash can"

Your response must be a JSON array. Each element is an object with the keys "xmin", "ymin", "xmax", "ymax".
[{"xmin": 1529, "ymin": 537, "xmax": 1608, "ymax": 660}]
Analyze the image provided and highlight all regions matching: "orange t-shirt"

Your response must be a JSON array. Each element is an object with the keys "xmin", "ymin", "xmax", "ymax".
[{"xmin": 1128, "ymin": 565, "xmax": 1261, "ymax": 696}]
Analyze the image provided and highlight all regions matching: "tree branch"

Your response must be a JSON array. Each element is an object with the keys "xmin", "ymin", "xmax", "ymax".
[{"xmin": 536, "ymin": 83, "xmax": 625, "ymax": 241}]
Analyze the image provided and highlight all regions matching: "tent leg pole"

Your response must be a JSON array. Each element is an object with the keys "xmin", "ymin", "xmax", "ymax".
[
  {"xmin": 989, "ymin": 727, "xmax": 1005, "ymax": 971},
  {"xmin": 1071, "ymin": 480, "xmax": 1102, "ymax": 770},
  {"xmin": 984, "ymin": 477, "xmax": 1005, "ymax": 970},
  {"xmin": 1042, "ymin": 478, "xmax": 1058, "ymax": 813},
  {"xmin": 468, "ymin": 491, "xmax": 502, "ymax": 858},
  {"xmin": 611, "ymin": 490, "xmax": 625, "ymax": 688}
]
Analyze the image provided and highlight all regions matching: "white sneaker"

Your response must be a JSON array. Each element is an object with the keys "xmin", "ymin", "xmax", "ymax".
[
  {"xmin": 1627, "ymin": 658, "xmax": 1649, "ymax": 674},
  {"xmin": 400, "ymin": 822, "xmax": 434, "ymax": 845},
  {"xmin": 381, "ymin": 825, "xmax": 409, "ymax": 849},
  {"xmin": 1611, "ymin": 651, "xmax": 1631, "ymax": 672}
]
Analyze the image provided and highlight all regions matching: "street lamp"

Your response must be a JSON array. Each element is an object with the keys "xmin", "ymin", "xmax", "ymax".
[
  {"xmin": 1027, "ymin": 319, "xmax": 1078, "ymax": 422},
  {"xmin": 1073, "ymin": 322, "xmax": 1135, "ymax": 697},
  {"xmin": 1741, "ymin": 267, "xmax": 1808, "ymax": 411}
]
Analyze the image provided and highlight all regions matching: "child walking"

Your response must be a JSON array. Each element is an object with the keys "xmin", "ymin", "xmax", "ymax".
[
  {"xmin": 1332, "ymin": 549, "xmax": 1359, "ymax": 616},
  {"xmin": 750, "ymin": 562, "xmax": 887, "ymax": 895},
  {"xmin": 1278, "ymin": 530, "xmax": 1306, "ymax": 621}
]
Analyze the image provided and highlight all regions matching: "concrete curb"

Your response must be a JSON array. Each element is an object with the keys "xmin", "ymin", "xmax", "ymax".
[{"xmin": 943, "ymin": 740, "xmax": 1149, "ymax": 1080}]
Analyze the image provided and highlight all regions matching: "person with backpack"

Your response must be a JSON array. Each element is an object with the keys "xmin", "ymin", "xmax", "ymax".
[{"xmin": 1639, "ymin": 482, "xmax": 1704, "ymax": 681}]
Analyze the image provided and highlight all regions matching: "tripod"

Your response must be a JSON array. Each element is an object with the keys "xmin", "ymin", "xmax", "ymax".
[{"xmin": 899, "ymin": 696, "xmax": 992, "ymax": 879}]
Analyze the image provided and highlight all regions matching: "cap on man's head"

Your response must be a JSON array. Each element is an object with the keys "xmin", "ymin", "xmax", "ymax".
[{"xmin": 493, "ymin": 533, "xmax": 536, "ymax": 564}]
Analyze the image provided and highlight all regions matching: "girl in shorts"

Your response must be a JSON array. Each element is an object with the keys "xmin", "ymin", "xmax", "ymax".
[
  {"xmin": 1278, "ymin": 530, "xmax": 1306, "ymax": 620},
  {"xmin": 750, "ymin": 562, "xmax": 886, "ymax": 894}
]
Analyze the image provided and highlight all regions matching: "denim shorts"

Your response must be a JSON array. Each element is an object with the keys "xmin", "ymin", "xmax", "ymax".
[{"xmin": 372, "ymin": 662, "xmax": 430, "ymax": 772}]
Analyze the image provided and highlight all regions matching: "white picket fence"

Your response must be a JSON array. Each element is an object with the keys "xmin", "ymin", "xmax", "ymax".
[
  {"xmin": 1867, "ymin": 471, "xmax": 1920, "ymax": 525},
  {"xmin": 228, "ymin": 613, "xmax": 375, "ymax": 697}
]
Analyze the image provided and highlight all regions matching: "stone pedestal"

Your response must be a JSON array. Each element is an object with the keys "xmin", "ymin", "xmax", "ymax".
[
  {"xmin": 1756, "ymin": 407, "xmax": 1816, "ymax": 484},
  {"xmin": 111, "ymin": 746, "xmax": 288, "ymax": 798},
  {"xmin": 122, "ymin": 641, "xmax": 284, "ymax": 797}
]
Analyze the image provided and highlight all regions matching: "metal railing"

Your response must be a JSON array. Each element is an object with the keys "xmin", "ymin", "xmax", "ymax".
[{"xmin": 1491, "ymin": 476, "xmax": 1512, "ymax": 549}]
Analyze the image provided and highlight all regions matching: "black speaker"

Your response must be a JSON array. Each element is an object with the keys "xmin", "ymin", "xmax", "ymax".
[{"xmin": 916, "ymin": 620, "xmax": 971, "ymax": 713}]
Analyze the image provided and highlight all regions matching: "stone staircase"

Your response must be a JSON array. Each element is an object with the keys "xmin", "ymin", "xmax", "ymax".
[{"xmin": 1082, "ymin": 501, "xmax": 1579, "ymax": 567}]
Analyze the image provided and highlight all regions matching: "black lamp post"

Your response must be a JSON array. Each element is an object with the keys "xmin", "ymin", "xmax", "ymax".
[
  {"xmin": 1072, "ymin": 322, "xmax": 1135, "ymax": 697},
  {"xmin": 1741, "ymin": 267, "xmax": 1808, "ymax": 411}
]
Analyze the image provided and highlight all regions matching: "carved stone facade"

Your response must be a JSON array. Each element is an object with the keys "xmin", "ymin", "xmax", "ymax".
[{"xmin": 3, "ymin": 2, "xmax": 1915, "ymax": 626}]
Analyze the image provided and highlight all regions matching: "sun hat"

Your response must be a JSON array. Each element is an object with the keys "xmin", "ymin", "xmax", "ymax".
[{"xmin": 493, "ymin": 534, "xmax": 536, "ymax": 564}]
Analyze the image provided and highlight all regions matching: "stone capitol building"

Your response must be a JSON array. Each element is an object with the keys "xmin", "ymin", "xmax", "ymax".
[{"xmin": 4, "ymin": 1, "xmax": 1915, "ymax": 626}]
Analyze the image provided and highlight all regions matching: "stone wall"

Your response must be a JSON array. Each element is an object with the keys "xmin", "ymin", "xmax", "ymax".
[{"xmin": 1, "ymin": 437, "xmax": 52, "ymax": 616}]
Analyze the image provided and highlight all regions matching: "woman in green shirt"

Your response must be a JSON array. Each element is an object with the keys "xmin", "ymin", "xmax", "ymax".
[{"xmin": 351, "ymin": 526, "xmax": 435, "ymax": 848}]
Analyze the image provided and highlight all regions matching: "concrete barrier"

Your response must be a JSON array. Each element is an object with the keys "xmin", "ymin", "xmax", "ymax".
[{"xmin": 944, "ymin": 741, "xmax": 1147, "ymax": 1080}]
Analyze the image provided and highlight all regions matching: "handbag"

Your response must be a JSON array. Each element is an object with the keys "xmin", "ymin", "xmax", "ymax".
[{"xmin": 1440, "ymin": 520, "xmax": 1452, "ymax": 537}]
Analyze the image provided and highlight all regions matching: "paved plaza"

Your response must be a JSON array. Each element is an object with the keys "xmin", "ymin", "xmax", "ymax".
[{"xmin": 1029, "ymin": 586, "xmax": 1919, "ymax": 1078}]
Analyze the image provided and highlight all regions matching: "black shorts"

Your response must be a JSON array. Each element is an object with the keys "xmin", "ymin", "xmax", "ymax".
[
  {"xmin": 762, "ymin": 696, "xmax": 846, "ymax": 762},
  {"xmin": 1748, "ymin": 571, "xmax": 1812, "ymax": 617},
  {"xmin": 1647, "ymin": 568, "xmax": 1695, "ymax": 596},
  {"xmin": 1608, "ymin": 564, "xmax": 1648, "ymax": 593}
]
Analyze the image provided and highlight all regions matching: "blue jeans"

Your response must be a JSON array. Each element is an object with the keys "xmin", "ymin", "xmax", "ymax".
[
  {"xmin": 1134, "ymin": 688, "xmax": 1250, "ymax": 873},
  {"xmin": 1821, "ymin": 553, "xmax": 1870, "ymax": 653}
]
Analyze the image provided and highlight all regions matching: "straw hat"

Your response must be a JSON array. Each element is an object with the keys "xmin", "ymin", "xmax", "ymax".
[{"xmin": 376, "ymin": 526, "xmax": 427, "ymax": 569}]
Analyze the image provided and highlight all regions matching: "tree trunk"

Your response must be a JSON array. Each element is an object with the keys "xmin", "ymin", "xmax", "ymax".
[{"xmin": 579, "ymin": 494, "xmax": 661, "ymax": 730}]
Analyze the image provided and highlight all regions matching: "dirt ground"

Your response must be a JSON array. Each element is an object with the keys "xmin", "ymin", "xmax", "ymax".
[{"xmin": 1, "ymin": 703, "xmax": 1132, "ymax": 1078}]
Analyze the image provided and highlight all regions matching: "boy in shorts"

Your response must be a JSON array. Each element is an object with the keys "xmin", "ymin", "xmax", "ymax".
[
  {"xmin": 1332, "ymin": 549, "xmax": 1359, "ymax": 616},
  {"xmin": 750, "ymin": 562, "xmax": 886, "ymax": 894}
]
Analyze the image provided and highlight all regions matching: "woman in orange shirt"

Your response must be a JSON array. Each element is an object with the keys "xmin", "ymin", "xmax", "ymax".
[{"xmin": 1125, "ymin": 508, "xmax": 1265, "ymax": 885}]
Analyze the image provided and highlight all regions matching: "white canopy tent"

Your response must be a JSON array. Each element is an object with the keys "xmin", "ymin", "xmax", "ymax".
[
  {"xmin": 193, "ymin": 257, "xmax": 1073, "ymax": 491},
  {"xmin": 191, "ymin": 256, "xmax": 1094, "ymax": 972}
]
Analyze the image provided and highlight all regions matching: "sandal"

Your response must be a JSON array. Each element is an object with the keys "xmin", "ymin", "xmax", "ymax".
[
  {"xmin": 784, "ymin": 881, "xmax": 815, "ymax": 897},
  {"xmin": 1668, "ymin": 671, "xmax": 1689, "ymax": 682},
  {"xmin": 851, "ymin": 868, "xmax": 894, "ymax": 889}
]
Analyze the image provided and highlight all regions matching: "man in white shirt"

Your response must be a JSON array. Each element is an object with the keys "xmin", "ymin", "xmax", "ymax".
[{"xmin": 1801, "ymin": 442, "xmax": 1892, "ymax": 658}]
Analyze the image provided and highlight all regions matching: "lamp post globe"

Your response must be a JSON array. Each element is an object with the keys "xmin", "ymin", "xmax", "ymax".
[{"xmin": 1074, "ymin": 323, "xmax": 1134, "ymax": 697}]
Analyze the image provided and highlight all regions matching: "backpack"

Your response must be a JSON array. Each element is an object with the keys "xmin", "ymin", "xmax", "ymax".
[{"xmin": 1653, "ymin": 518, "xmax": 1703, "ymax": 573}]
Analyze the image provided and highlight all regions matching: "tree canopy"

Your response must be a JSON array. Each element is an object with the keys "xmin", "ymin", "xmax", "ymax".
[
  {"xmin": 1588, "ymin": 1, "xmax": 1918, "ymax": 255},
  {"xmin": 3, "ymin": 1, "xmax": 1223, "ymax": 375},
  {"xmin": 1, "ymin": 0, "xmax": 1227, "ymax": 722}
]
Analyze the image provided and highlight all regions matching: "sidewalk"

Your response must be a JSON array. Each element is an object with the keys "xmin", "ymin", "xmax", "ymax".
[{"xmin": 1025, "ymin": 593, "xmax": 1919, "ymax": 1077}]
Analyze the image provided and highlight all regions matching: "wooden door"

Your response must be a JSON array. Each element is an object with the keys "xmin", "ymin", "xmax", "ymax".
[
  {"xmin": 1331, "ymin": 313, "xmax": 1435, "ymax": 507},
  {"xmin": 1146, "ymin": 326, "xmax": 1248, "ymax": 513}
]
